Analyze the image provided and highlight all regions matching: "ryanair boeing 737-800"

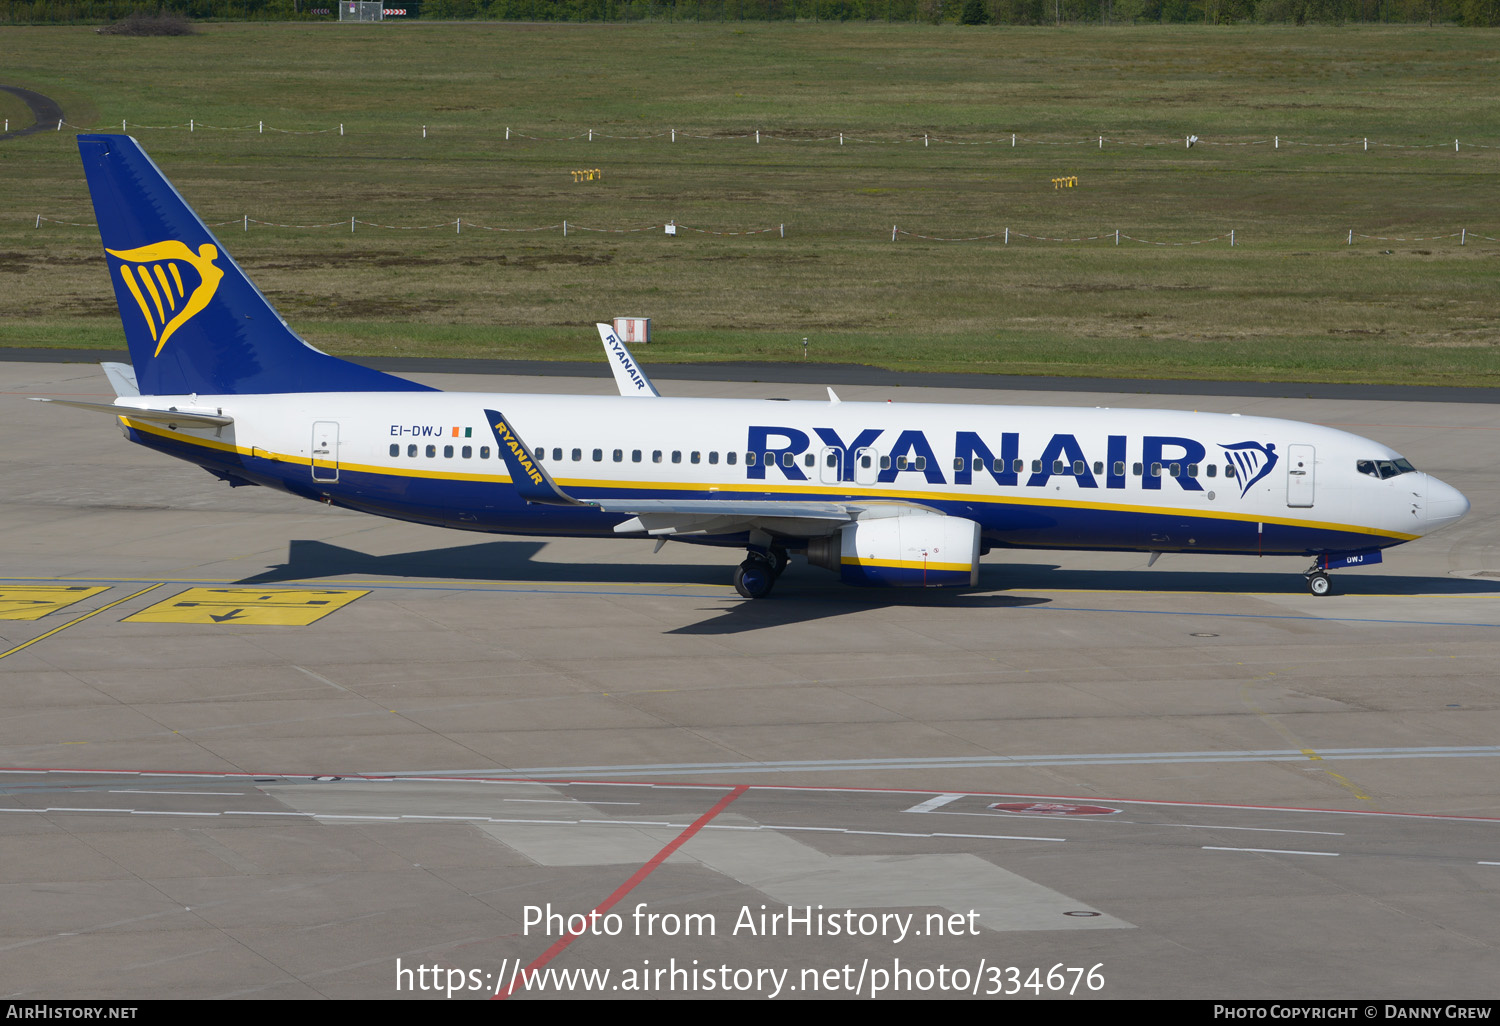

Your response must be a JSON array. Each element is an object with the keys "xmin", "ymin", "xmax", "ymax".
[{"xmin": 35, "ymin": 135, "xmax": 1470, "ymax": 599}]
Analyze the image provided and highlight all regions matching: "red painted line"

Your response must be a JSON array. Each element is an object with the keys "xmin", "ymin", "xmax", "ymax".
[{"xmin": 493, "ymin": 784, "xmax": 749, "ymax": 1000}]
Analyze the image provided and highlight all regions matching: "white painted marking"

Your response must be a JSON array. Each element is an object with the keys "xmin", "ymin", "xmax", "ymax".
[
  {"xmin": 504, "ymin": 798, "xmax": 639, "ymax": 805},
  {"xmin": 904, "ymin": 793, "xmax": 966, "ymax": 814},
  {"xmin": 109, "ymin": 790, "xmax": 244, "ymax": 796},
  {"xmin": 294, "ymin": 665, "xmax": 350, "ymax": 693},
  {"xmin": 1174, "ymin": 823, "xmax": 1344, "ymax": 836},
  {"xmin": 1203, "ymin": 846, "xmax": 1340, "ymax": 857}
]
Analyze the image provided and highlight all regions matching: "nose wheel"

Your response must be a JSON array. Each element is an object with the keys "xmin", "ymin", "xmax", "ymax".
[{"xmin": 1306, "ymin": 570, "xmax": 1332, "ymax": 597}]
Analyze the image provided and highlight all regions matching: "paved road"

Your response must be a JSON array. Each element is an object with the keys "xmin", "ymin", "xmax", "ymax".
[{"xmin": 0, "ymin": 85, "xmax": 63, "ymax": 140}]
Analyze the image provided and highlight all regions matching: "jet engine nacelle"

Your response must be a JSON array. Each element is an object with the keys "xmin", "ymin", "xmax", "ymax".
[{"xmin": 807, "ymin": 514, "xmax": 981, "ymax": 588}]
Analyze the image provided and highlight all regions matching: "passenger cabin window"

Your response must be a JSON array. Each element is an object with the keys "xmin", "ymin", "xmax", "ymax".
[
  {"xmin": 1225, "ymin": 464, "xmax": 1237, "ymax": 478},
  {"xmin": 426, "ymin": 444, "xmax": 436, "ymax": 458},
  {"xmin": 1132, "ymin": 462, "xmax": 1142, "ymax": 476},
  {"xmin": 880, "ymin": 456, "xmax": 891, "ymax": 470},
  {"xmin": 408, "ymin": 444, "xmax": 418, "ymax": 458},
  {"xmin": 552, "ymin": 448, "xmax": 563, "ymax": 461},
  {"xmin": 897, "ymin": 456, "xmax": 908, "ymax": 470},
  {"xmin": 1206, "ymin": 464, "xmax": 1217, "ymax": 478},
  {"xmin": 691, "ymin": 452, "xmax": 701, "ymax": 464},
  {"xmin": 1031, "ymin": 460, "xmax": 1042, "ymax": 474},
  {"xmin": 462, "ymin": 446, "xmax": 472, "ymax": 459},
  {"xmin": 444, "ymin": 445, "xmax": 454, "ymax": 458},
  {"xmin": 727, "ymin": 452, "xmax": 738, "ymax": 466},
  {"xmin": 613, "ymin": 449, "xmax": 623, "ymax": 462},
  {"xmin": 1150, "ymin": 462, "xmax": 1162, "ymax": 477},
  {"xmin": 804, "ymin": 453, "xmax": 815, "ymax": 467},
  {"xmin": 1093, "ymin": 461, "xmax": 1104, "ymax": 474},
  {"xmin": 592, "ymin": 449, "xmax": 603, "ymax": 462},
  {"xmin": 481, "ymin": 446, "xmax": 491, "ymax": 459},
  {"xmin": 571, "ymin": 448, "xmax": 582, "ymax": 462},
  {"xmin": 709, "ymin": 452, "xmax": 719, "ymax": 465},
  {"xmin": 632, "ymin": 450, "xmax": 642, "ymax": 463},
  {"xmin": 746, "ymin": 452, "xmax": 756, "ymax": 466},
  {"xmin": 673, "ymin": 451, "xmax": 683, "ymax": 464},
  {"xmin": 1113, "ymin": 461, "xmax": 1126, "ymax": 476},
  {"xmin": 653, "ymin": 450, "xmax": 663, "ymax": 463},
  {"xmin": 389, "ymin": 444, "xmax": 400, "ymax": 457}
]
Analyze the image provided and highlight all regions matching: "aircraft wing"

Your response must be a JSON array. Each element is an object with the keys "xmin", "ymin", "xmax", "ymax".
[
  {"xmin": 30, "ymin": 398, "xmax": 233, "ymax": 428},
  {"xmin": 594, "ymin": 497, "xmax": 860, "ymax": 538},
  {"xmin": 484, "ymin": 405, "xmax": 903, "ymax": 537}
]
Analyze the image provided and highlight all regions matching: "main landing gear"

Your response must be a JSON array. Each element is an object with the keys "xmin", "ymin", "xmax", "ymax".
[
  {"xmin": 1305, "ymin": 565, "xmax": 1333, "ymax": 597},
  {"xmin": 733, "ymin": 545, "xmax": 788, "ymax": 600}
]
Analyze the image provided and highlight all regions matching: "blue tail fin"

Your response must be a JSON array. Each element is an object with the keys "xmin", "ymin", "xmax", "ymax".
[{"xmin": 77, "ymin": 134, "xmax": 434, "ymax": 396}]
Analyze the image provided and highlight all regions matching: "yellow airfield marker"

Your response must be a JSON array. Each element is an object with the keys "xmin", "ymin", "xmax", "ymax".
[
  {"xmin": 0, "ymin": 585, "xmax": 111, "ymax": 621},
  {"xmin": 124, "ymin": 587, "xmax": 369, "ymax": 627}
]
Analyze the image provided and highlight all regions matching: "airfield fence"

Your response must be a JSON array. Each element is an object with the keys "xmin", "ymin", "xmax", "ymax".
[
  {"xmin": 16, "ymin": 118, "xmax": 1500, "ymax": 154},
  {"xmin": 22, "ymin": 214, "xmax": 1498, "ymax": 247}
]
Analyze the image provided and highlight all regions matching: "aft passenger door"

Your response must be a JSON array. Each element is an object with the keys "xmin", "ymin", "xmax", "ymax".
[
  {"xmin": 1286, "ymin": 444, "xmax": 1314, "ymax": 508},
  {"xmin": 311, "ymin": 421, "xmax": 340, "ymax": 483}
]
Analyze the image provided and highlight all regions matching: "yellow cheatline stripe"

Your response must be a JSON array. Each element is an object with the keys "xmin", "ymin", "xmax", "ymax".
[
  {"xmin": 121, "ymin": 422, "xmax": 1416, "ymax": 542},
  {"xmin": 841, "ymin": 557, "xmax": 973, "ymax": 572},
  {"xmin": 0, "ymin": 583, "xmax": 164, "ymax": 662}
]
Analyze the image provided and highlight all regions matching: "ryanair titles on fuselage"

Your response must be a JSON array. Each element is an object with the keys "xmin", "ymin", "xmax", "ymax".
[{"xmin": 387, "ymin": 422, "xmax": 1278, "ymax": 496}]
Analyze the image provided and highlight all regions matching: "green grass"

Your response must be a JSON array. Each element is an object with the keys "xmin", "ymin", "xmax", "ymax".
[{"xmin": 1, "ymin": 23, "xmax": 1497, "ymax": 385}]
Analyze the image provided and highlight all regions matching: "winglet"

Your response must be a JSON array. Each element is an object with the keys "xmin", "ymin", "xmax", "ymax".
[
  {"xmin": 484, "ymin": 409, "xmax": 583, "ymax": 506},
  {"xmin": 597, "ymin": 323, "xmax": 660, "ymax": 397}
]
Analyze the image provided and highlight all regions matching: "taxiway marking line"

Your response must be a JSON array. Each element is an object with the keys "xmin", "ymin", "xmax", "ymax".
[
  {"xmin": 1204, "ymin": 846, "xmax": 1340, "ymax": 857},
  {"xmin": 495, "ymin": 784, "xmax": 749, "ymax": 1000},
  {"xmin": 0, "ymin": 584, "xmax": 163, "ymax": 662}
]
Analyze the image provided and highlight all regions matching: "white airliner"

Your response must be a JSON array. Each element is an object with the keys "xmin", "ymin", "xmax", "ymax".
[{"xmin": 37, "ymin": 135, "xmax": 1469, "ymax": 599}]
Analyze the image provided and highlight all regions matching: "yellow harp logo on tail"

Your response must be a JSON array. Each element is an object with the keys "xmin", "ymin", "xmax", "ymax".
[{"xmin": 105, "ymin": 241, "xmax": 224, "ymax": 357}]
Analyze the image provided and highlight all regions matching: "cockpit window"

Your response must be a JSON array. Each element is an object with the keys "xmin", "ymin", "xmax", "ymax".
[{"xmin": 1357, "ymin": 458, "xmax": 1416, "ymax": 480}]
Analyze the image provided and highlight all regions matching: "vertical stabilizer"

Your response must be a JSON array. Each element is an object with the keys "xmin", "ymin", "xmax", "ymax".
[{"xmin": 77, "ymin": 134, "xmax": 434, "ymax": 396}]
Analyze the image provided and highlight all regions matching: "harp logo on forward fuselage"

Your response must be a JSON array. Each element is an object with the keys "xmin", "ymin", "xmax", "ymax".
[{"xmin": 105, "ymin": 241, "xmax": 224, "ymax": 357}]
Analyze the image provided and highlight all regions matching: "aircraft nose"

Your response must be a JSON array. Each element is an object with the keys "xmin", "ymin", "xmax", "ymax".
[{"xmin": 1423, "ymin": 474, "xmax": 1470, "ymax": 533}]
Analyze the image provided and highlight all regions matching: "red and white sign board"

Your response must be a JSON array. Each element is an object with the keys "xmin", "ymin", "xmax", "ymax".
[
  {"xmin": 988, "ymin": 802, "xmax": 1120, "ymax": 816},
  {"xmin": 614, "ymin": 317, "xmax": 650, "ymax": 344}
]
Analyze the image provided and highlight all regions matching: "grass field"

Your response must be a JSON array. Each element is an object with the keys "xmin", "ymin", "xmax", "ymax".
[{"xmin": 1, "ymin": 23, "xmax": 1497, "ymax": 384}]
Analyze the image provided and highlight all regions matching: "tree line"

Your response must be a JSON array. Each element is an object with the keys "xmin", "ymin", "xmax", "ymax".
[{"xmin": 3, "ymin": 0, "xmax": 1495, "ymax": 26}]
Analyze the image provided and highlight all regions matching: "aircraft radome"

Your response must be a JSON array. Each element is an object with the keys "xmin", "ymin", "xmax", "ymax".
[{"xmin": 34, "ymin": 135, "xmax": 1470, "ymax": 599}]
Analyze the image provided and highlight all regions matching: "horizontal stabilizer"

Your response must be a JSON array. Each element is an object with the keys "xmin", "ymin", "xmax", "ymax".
[
  {"xmin": 30, "ymin": 397, "xmax": 233, "ymax": 428},
  {"xmin": 102, "ymin": 362, "xmax": 139, "ymax": 397}
]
